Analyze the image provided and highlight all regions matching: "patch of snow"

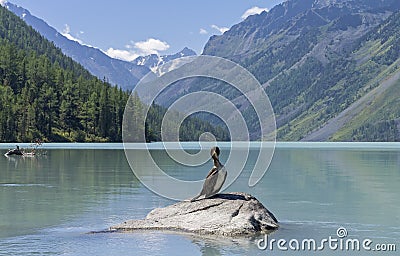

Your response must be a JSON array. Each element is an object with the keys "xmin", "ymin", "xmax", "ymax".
[{"xmin": 136, "ymin": 58, "xmax": 146, "ymax": 66}]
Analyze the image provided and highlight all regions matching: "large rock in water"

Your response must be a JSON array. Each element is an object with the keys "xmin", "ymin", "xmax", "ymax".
[{"xmin": 110, "ymin": 192, "xmax": 278, "ymax": 236}]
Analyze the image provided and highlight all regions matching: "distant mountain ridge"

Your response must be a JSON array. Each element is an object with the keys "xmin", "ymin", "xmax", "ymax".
[
  {"xmin": 6, "ymin": 0, "xmax": 400, "ymax": 141},
  {"xmin": 153, "ymin": 0, "xmax": 400, "ymax": 141},
  {"xmin": 202, "ymin": 0, "xmax": 400, "ymax": 141},
  {"xmin": 6, "ymin": 1, "xmax": 199, "ymax": 91},
  {"xmin": 134, "ymin": 47, "xmax": 196, "ymax": 72},
  {"xmin": 203, "ymin": 0, "xmax": 400, "ymax": 60},
  {"xmin": 0, "ymin": 4, "xmax": 229, "ymax": 142},
  {"xmin": 5, "ymin": 2, "xmax": 151, "ymax": 90}
]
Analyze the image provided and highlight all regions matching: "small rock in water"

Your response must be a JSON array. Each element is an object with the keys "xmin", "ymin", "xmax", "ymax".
[{"xmin": 110, "ymin": 192, "xmax": 278, "ymax": 236}]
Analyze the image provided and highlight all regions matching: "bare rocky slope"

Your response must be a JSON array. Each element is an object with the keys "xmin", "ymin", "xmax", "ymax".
[{"xmin": 157, "ymin": 0, "xmax": 400, "ymax": 141}]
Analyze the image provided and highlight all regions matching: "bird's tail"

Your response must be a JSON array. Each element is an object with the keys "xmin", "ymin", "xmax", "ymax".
[{"xmin": 190, "ymin": 193, "xmax": 202, "ymax": 202}]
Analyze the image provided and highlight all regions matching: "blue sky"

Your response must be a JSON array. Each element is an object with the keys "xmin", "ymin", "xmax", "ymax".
[{"xmin": 7, "ymin": 0, "xmax": 284, "ymax": 61}]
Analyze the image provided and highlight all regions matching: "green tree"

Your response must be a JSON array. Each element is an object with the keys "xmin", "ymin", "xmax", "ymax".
[{"xmin": 60, "ymin": 81, "xmax": 79, "ymax": 137}]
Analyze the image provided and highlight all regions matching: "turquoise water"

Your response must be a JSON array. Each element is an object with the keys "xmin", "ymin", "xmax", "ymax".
[{"xmin": 0, "ymin": 143, "xmax": 399, "ymax": 255}]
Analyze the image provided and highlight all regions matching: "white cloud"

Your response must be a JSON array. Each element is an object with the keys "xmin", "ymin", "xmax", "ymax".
[
  {"xmin": 241, "ymin": 6, "xmax": 268, "ymax": 19},
  {"xmin": 0, "ymin": 0, "xmax": 7, "ymax": 7},
  {"xmin": 199, "ymin": 28, "xmax": 208, "ymax": 35},
  {"xmin": 105, "ymin": 48, "xmax": 139, "ymax": 62},
  {"xmin": 62, "ymin": 24, "xmax": 83, "ymax": 44},
  {"xmin": 211, "ymin": 25, "xmax": 229, "ymax": 34},
  {"xmin": 104, "ymin": 38, "xmax": 170, "ymax": 62},
  {"xmin": 134, "ymin": 38, "xmax": 170, "ymax": 56}
]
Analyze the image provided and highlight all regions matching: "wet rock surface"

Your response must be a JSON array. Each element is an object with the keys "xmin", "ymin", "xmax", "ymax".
[{"xmin": 110, "ymin": 192, "xmax": 278, "ymax": 236}]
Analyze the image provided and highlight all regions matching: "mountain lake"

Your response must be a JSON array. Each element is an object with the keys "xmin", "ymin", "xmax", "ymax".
[{"xmin": 0, "ymin": 142, "xmax": 399, "ymax": 255}]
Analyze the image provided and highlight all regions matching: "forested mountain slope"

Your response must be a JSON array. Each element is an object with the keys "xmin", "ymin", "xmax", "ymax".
[
  {"xmin": 201, "ymin": 0, "xmax": 400, "ymax": 141},
  {"xmin": 5, "ymin": 2, "xmax": 150, "ymax": 91},
  {"xmin": 0, "ymin": 6, "xmax": 228, "ymax": 142}
]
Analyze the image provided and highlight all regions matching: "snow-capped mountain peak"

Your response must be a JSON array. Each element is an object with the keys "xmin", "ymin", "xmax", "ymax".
[{"xmin": 134, "ymin": 47, "xmax": 197, "ymax": 72}]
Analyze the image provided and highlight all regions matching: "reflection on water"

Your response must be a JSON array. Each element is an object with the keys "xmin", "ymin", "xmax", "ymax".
[
  {"xmin": 0, "ymin": 143, "xmax": 399, "ymax": 255},
  {"xmin": 0, "ymin": 149, "xmax": 141, "ymax": 238}
]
